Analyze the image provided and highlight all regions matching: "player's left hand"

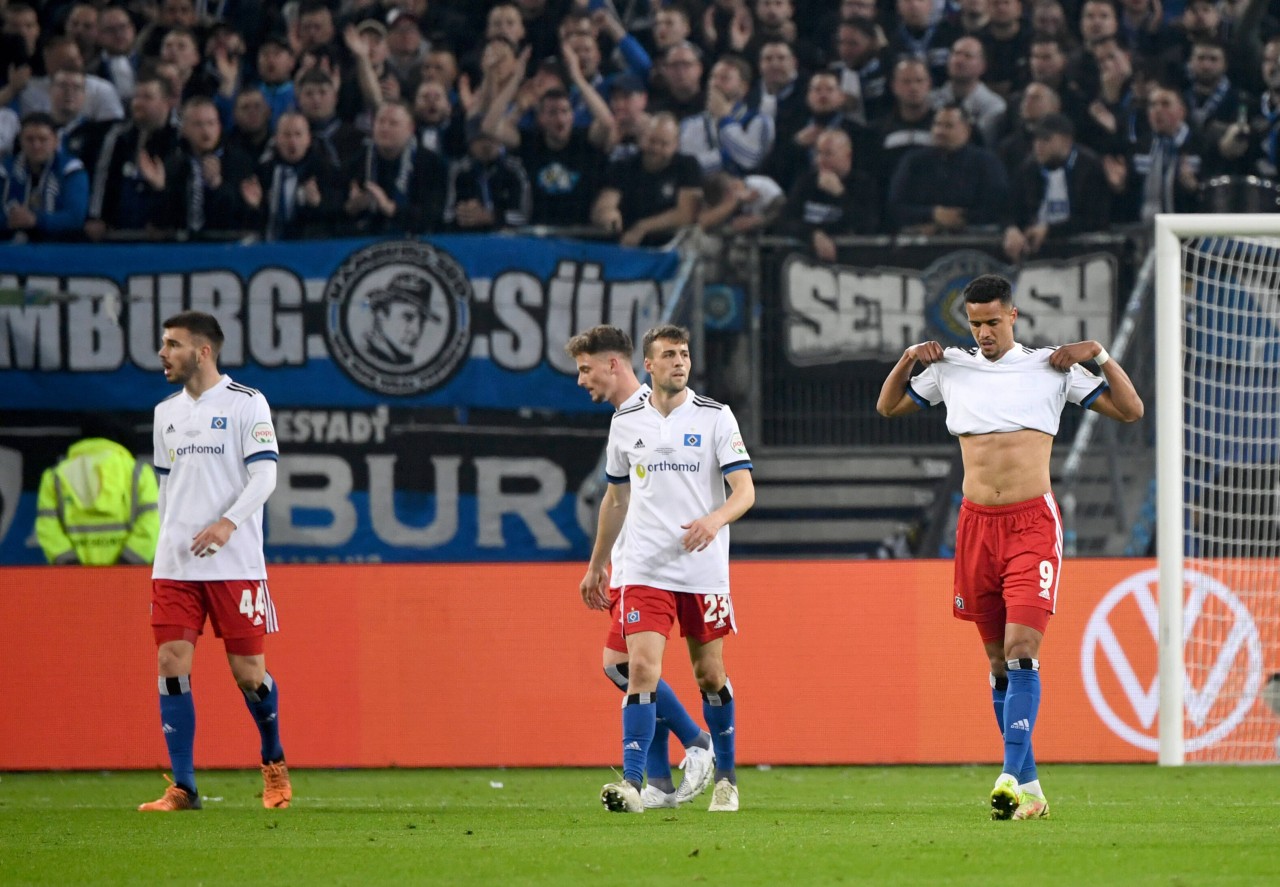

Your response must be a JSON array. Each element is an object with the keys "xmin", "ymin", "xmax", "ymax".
[
  {"xmin": 579, "ymin": 567, "xmax": 610, "ymax": 610},
  {"xmin": 680, "ymin": 515, "xmax": 724, "ymax": 552},
  {"xmin": 1050, "ymin": 340, "xmax": 1101, "ymax": 371},
  {"xmin": 191, "ymin": 517, "xmax": 235, "ymax": 557}
]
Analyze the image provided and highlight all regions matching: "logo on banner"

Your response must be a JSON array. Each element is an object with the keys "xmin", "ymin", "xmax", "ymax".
[
  {"xmin": 782, "ymin": 251, "xmax": 1117, "ymax": 366},
  {"xmin": 920, "ymin": 250, "xmax": 1011, "ymax": 341},
  {"xmin": 1080, "ymin": 567, "xmax": 1262, "ymax": 753},
  {"xmin": 324, "ymin": 241, "xmax": 473, "ymax": 396}
]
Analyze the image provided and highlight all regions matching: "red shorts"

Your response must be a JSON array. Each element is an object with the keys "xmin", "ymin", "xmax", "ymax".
[
  {"xmin": 953, "ymin": 495, "xmax": 1062, "ymax": 642},
  {"xmin": 604, "ymin": 585, "xmax": 627, "ymax": 653},
  {"xmin": 151, "ymin": 579, "xmax": 279, "ymax": 655},
  {"xmin": 619, "ymin": 585, "xmax": 737, "ymax": 644}
]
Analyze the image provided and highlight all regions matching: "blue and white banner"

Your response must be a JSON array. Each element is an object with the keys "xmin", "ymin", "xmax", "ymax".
[
  {"xmin": 0, "ymin": 235, "xmax": 680, "ymax": 411},
  {"xmin": 0, "ymin": 235, "xmax": 681, "ymax": 564},
  {"xmin": 0, "ymin": 407, "xmax": 609, "ymax": 565}
]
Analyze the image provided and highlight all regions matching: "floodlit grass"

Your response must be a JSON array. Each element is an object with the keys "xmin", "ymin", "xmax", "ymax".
[{"xmin": 2, "ymin": 766, "xmax": 1278, "ymax": 885}]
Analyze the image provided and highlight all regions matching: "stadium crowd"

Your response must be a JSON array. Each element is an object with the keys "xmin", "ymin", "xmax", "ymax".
[{"xmin": 2, "ymin": 0, "xmax": 1279, "ymax": 260}]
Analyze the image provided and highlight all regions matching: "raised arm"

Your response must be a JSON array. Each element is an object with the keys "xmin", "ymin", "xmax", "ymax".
[
  {"xmin": 342, "ymin": 25, "xmax": 385, "ymax": 116},
  {"xmin": 562, "ymin": 40, "xmax": 615, "ymax": 151},
  {"xmin": 877, "ymin": 341, "xmax": 942, "ymax": 417},
  {"xmin": 1050, "ymin": 340, "xmax": 1144, "ymax": 422}
]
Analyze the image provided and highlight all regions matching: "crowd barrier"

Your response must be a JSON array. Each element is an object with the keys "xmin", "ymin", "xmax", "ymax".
[{"xmin": 4, "ymin": 558, "xmax": 1270, "ymax": 770}]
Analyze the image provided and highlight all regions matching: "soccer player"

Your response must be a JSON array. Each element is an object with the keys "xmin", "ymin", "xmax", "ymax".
[
  {"xmin": 568, "ymin": 325, "xmax": 716, "ymax": 809},
  {"xmin": 876, "ymin": 274, "xmax": 1143, "ymax": 820},
  {"xmin": 586, "ymin": 324, "xmax": 755, "ymax": 813},
  {"xmin": 138, "ymin": 311, "xmax": 291, "ymax": 812}
]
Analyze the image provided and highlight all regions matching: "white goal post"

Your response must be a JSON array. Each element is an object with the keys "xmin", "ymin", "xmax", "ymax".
[{"xmin": 1155, "ymin": 214, "xmax": 1280, "ymax": 766}]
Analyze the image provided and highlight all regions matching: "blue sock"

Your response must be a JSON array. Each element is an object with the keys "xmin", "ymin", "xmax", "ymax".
[
  {"xmin": 1019, "ymin": 740, "xmax": 1039, "ymax": 785},
  {"xmin": 647, "ymin": 721, "xmax": 673, "ymax": 784},
  {"xmin": 1002, "ymin": 659, "xmax": 1041, "ymax": 778},
  {"xmin": 241, "ymin": 672, "xmax": 283, "ymax": 765},
  {"xmin": 702, "ymin": 679, "xmax": 736, "ymax": 783},
  {"xmin": 656, "ymin": 679, "xmax": 702, "ymax": 747},
  {"xmin": 993, "ymin": 673, "xmax": 1037, "ymax": 784},
  {"xmin": 622, "ymin": 693, "xmax": 657, "ymax": 786},
  {"xmin": 991, "ymin": 672, "xmax": 1007, "ymax": 736},
  {"xmin": 606, "ymin": 664, "xmax": 677, "ymax": 783},
  {"xmin": 158, "ymin": 675, "xmax": 196, "ymax": 795}
]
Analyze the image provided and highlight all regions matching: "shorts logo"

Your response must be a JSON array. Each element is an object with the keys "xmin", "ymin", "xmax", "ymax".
[
  {"xmin": 730, "ymin": 432, "xmax": 746, "ymax": 455},
  {"xmin": 210, "ymin": 417, "xmax": 227, "ymax": 429},
  {"xmin": 626, "ymin": 610, "xmax": 640, "ymax": 624},
  {"xmin": 954, "ymin": 595, "xmax": 964, "ymax": 610},
  {"xmin": 251, "ymin": 422, "xmax": 275, "ymax": 444},
  {"xmin": 684, "ymin": 433, "xmax": 702, "ymax": 447},
  {"xmin": 323, "ymin": 241, "xmax": 473, "ymax": 396}
]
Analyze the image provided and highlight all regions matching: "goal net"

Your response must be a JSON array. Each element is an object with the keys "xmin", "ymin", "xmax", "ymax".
[{"xmin": 1156, "ymin": 214, "xmax": 1280, "ymax": 765}]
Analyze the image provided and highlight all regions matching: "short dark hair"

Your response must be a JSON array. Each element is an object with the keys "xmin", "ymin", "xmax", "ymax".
[
  {"xmin": 539, "ymin": 86, "xmax": 571, "ymax": 106},
  {"xmin": 297, "ymin": 67, "xmax": 335, "ymax": 89},
  {"xmin": 1030, "ymin": 32, "xmax": 1067, "ymax": 52},
  {"xmin": 299, "ymin": 1, "xmax": 332, "ymax": 19},
  {"xmin": 714, "ymin": 53, "xmax": 752, "ymax": 84},
  {"xmin": 162, "ymin": 26, "xmax": 197, "ymax": 46},
  {"xmin": 757, "ymin": 36, "xmax": 794, "ymax": 58},
  {"xmin": 19, "ymin": 111, "xmax": 57, "ymax": 132},
  {"xmin": 565, "ymin": 325, "xmax": 633, "ymax": 358},
  {"xmin": 809, "ymin": 67, "xmax": 840, "ymax": 87},
  {"xmin": 181, "ymin": 94, "xmax": 218, "ymax": 117},
  {"xmin": 163, "ymin": 311, "xmax": 225, "ymax": 354},
  {"xmin": 962, "ymin": 274, "xmax": 1013, "ymax": 306},
  {"xmin": 1189, "ymin": 36, "xmax": 1226, "ymax": 55},
  {"xmin": 840, "ymin": 16, "xmax": 878, "ymax": 40},
  {"xmin": 134, "ymin": 70, "xmax": 173, "ymax": 98},
  {"xmin": 642, "ymin": 323, "xmax": 690, "ymax": 357}
]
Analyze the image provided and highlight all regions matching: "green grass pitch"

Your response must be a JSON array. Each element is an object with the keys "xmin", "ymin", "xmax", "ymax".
[{"xmin": 3, "ymin": 766, "xmax": 1278, "ymax": 885}]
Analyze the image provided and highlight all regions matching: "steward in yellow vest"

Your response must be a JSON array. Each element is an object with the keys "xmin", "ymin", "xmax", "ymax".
[{"xmin": 35, "ymin": 438, "xmax": 159, "ymax": 565}]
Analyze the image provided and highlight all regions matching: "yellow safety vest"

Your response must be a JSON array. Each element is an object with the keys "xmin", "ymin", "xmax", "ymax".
[{"xmin": 35, "ymin": 438, "xmax": 159, "ymax": 565}]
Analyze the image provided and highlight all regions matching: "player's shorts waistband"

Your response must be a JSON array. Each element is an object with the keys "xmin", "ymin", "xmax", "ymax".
[{"xmin": 960, "ymin": 494, "xmax": 1056, "ymax": 517}]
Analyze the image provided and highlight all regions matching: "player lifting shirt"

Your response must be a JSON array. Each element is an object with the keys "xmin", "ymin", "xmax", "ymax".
[{"xmin": 877, "ymin": 274, "xmax": 1143, "ymax": 821}]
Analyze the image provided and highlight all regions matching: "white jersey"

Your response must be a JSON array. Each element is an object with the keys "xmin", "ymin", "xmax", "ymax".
[
  {"xmin": 609, "ymin": 383, "xmax": 651, "ymax": 590},
  {"xmin": 908, "ymin": 343, "xmax": 1107, "ymax": 437},
  {"xmin": 606, "ymin": 387, "xmax": 752, "ymax": 594},
  {"xmin": 152, "ymin": 375, "xmax": 278, "ymax": 580}
]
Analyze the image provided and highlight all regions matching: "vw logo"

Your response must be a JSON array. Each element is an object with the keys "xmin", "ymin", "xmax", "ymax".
[{"xmin": 1080, "ymin": 567, "xmax": 1262, "ymax": 753}]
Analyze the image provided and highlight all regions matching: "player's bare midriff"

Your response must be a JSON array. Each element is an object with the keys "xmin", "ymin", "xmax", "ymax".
[{"xmin": 958, "ymin": 428, "xmax": 1054, "ymax": 506}]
